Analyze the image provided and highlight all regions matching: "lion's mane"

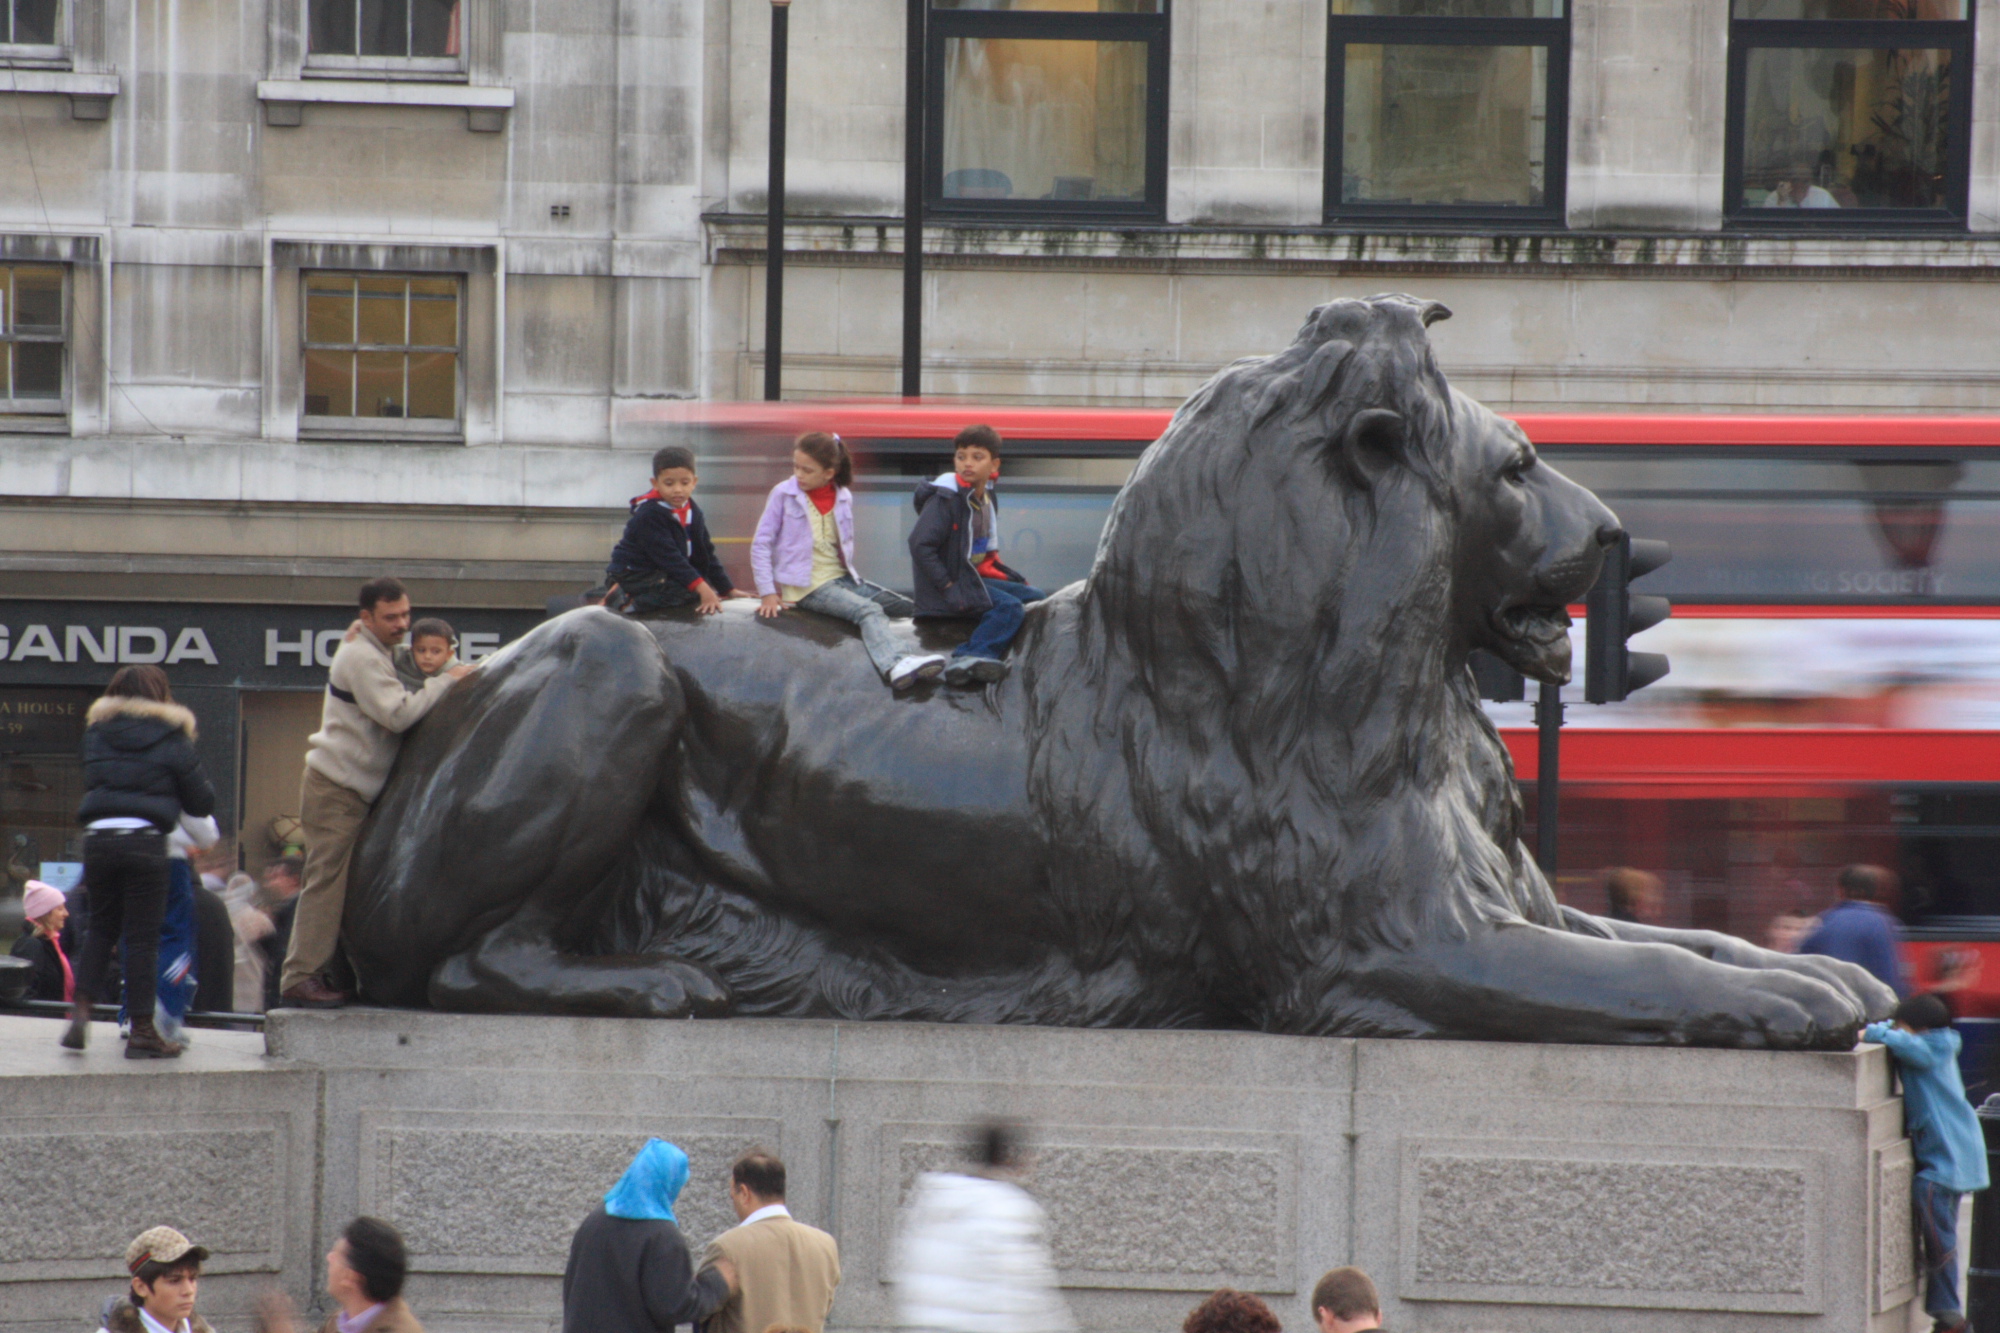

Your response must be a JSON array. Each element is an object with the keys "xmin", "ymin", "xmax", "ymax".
[{"xmin": 1020, "ymin": 294, "xmax": 1562, "ymax": 1035}]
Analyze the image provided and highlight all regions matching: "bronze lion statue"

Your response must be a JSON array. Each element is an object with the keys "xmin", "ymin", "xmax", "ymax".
[{"xmin": 345, "ymin": 295, "xmax": 1893, "ymax": 1047}]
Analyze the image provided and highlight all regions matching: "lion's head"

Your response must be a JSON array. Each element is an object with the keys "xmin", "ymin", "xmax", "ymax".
[
  {"xmin": 1076, "ymin": 293, "xmax": 1618, "ymax": 695},
  {"xmin": 1021, "ymin": 295, "xmax": 1623, "ymax": 1029},
  {"xmin": 1444, "ymin": 389, "xmax": 1619, "ymax": 683}
]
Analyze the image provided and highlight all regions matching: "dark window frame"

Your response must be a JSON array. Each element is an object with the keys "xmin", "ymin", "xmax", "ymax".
[
  {"xmin": 300, "ymin": 269, "xmax": 463, "ymax": 432},
  {"xmin": 0, "ymin": 261, "xmax": 67, "ymax": 416},
  {"xmin": 0, "ymin": 0, "xmax": 67, "ymax": 63},
  {"xmin": 304, "ymin": 0, "xmax": 466, "ymax": 79},
  {"xmin": 1724, "ymin": 12, "xmax": 1974, "ymax": 230},
  {"xmin": 924, "ymin": 4, "xmax": 1170, "ymax": 222},
  {"xmin": 1323, "ymin": 8, "xmax": 1570, "ymax": 227}
]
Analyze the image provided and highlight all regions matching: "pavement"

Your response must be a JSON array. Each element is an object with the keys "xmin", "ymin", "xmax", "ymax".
[{"xmin": 0, "ymin": 1012, "xmax": 272, "ymax": 1077}]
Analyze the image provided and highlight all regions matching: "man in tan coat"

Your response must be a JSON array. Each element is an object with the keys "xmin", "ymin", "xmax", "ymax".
[
  {"xmin": 279, "ymin": 576, "xmax": 472, "ymax": 1007},
  {"xmin": 701, "ymin": 1151, "xmax": 841, "ymax": 1333}
]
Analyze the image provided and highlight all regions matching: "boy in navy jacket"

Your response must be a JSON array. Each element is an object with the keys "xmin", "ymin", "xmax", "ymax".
[
  {"xmin": 907, "ymin": 424, "xmax": 1044, "ymax": 686},
  {"xmin": 606, "ymin": 446, "xmax": 744, "ymax": 615}
]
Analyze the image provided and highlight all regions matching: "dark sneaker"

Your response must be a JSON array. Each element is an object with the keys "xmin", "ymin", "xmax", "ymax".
[
  {"xmin": 969, "ymin": 657, "xmax": 1009, "ymax": 684},
  {"xmin": 279, "ymin": 977, "xmax": 352, "ymax": 1010},
  {"xmin": 944, "ymin": 658, "xmax": 981, "ymax": 687},
  {"xmin": 59, "ymin": 1000, "xmax": 90, "ymax": 1051}
]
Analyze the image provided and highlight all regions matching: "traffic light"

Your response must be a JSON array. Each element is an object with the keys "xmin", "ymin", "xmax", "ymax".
[
  {"xmin": 1584, "ymin": 533, "xmax": 1672, "ymax": 703},
  {"xmin": 1469, "ymin": 649, "xmax": 1525, "ymax": 702}
]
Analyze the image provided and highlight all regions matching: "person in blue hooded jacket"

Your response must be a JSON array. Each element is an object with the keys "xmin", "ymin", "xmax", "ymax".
[
  {"xmin": 563, "ymin": 1139, "xmax": 738, "ymax": 1333},
  {"xmin": 1865, "ymin": 993, "xmax": 1989, "ymax": 1333}
]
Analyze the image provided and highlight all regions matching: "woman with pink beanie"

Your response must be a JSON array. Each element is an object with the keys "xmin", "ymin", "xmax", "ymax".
[{"xmin": 10, "ymin": 879, "xmax": 74, "ymax": 1003}]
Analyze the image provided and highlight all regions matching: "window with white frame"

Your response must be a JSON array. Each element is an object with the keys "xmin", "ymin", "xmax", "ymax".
[
  {"xmin": 0, "ymin": 0, "xmax": 65, "ymax": 61},
  {"xmin": 302, "ymin": 272, "xmax": 460, "ymax": 429},
  {"xmin": 305, "ymin": 0, "xmax": 462, "ymax": 75},
  {"xmin": 0, "ymin": 263, "xmax": 64, "ymax": 415}
]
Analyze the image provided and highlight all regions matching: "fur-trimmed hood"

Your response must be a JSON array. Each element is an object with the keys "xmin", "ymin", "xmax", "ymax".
[
  {"xmin": 100, "ymin": 1300, "xmax": 215, "ymax": 1333},
  {"xmin": 86, "ymin": 695, "xmax": 199, "ymax": 741},
  {"xmin": 78, "ymin": 694, "xmax": 216, "ymax": 832}
]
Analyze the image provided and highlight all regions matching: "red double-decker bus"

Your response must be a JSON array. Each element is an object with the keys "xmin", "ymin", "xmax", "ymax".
[{"xmin": 628, "ymin": 401, "xmax": 2000, "ymax": 1076}]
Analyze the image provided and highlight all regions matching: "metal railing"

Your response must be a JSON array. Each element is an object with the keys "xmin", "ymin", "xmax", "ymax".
[{"xmin": 0, "ymin": 997, "xmax": 265, "ymax": 1030}]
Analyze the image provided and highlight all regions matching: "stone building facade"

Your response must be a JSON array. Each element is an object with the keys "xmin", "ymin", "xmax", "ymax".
[{"xmin": 2, "ymin": 0, "xmax": 1999, "ymax": 849}]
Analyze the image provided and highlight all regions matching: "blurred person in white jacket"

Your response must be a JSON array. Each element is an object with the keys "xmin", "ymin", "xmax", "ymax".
[{"xmin": 890, "ymin": 1122, "xmax": 1074, "ymax": 1333}]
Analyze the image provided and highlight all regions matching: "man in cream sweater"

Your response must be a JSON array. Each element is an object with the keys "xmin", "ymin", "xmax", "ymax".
[
  {"xmin": 701, "ymin": 1151, "xmax": 841, "ymax": 1333},
  {"xmin": 278, "ymin": 577, "xmax": 473, "ymax": 1008}
]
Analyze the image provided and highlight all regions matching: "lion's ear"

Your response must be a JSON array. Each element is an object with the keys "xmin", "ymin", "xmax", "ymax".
[{"xmin": 1336, "ymin": 408, "xmax": 1406, "ymax": 491}]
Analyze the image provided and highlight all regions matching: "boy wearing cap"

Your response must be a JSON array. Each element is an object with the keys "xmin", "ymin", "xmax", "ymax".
[{"xmin": 102, "ymin": 1226, "xmax": 213, "ymax": 1333}]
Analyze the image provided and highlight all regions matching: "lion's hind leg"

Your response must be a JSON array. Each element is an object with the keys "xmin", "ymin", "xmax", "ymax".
[{"xmin": 428, "ymin": 897, "xmax": 732, "ymax": 1018}]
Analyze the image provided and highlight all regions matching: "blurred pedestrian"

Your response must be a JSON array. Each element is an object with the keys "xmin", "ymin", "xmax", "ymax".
[
  {"xmin": 257, "ymin": 857, "xmax": 305, "ymax": 1012},
  {"xmin": 191, "ymin": 875, "xmax": 234, "ymax": 1015},
  {"xmin": 10, "ymin": 878, "xmax": 74, "ymax": 1002},
  {"xmin": 1865, "ymin": 994, "xmax": 1987, "ymax": 1333},
  {"xmin": 101, "ymin": 1226, "xmax": 213, "ymax": 1333},
  {"xmin": 253, "ymin": 1217, "xmax": 424, "ymax": 1333},
  {"xmin": 1764, "ymin": 911, "xmax": 1814, "ymax": 955},
  {"xmin": 563, "ymin": 1138, "xmax": 737, "ymax": 1333},
  {"xmin": 1182, "ymin": 1291, "xmax": 1280, "ymax": 1333},
  {"xmin": 1603, "ymin": 868, "xmax": 1664, "ymax": 925},
  {"xmin": 1800, "ymin": 865, "xmax": 1908, "ymax": 997},
  {"xmin": 890, "ymin": 1121, "xmax": 1073, "ymax": 1333},
  {"xmin": 224, "ymin": 871, "xmax": 270, "ymax": 1012},
  {"xmin": 1310, "ymin": 1268, "xmax": 1381, "ymax": 1333},
  {"xmin": 320, "ymin": 1216, "xmax": 423, "ymax": 1333},
  {"xmin": 67, "ymin": 665, "xmax": 217, "ymax": 1058},
  {"xmin": 136, "ymin": 811, "xmax": 219, "ymax": 1044},
  {"xmin": 700, "ymin": 1150, "xmax": 840, "ymax": 1333}
]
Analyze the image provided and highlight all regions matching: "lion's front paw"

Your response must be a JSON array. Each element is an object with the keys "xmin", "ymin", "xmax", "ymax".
[
  {"xmin": 616, "ymin": 955, "xmax": 733, "ymax": 1019},
  {"xmin": 1706, "ymin": 967, "xmax": 1867, "ymax": 1051}
]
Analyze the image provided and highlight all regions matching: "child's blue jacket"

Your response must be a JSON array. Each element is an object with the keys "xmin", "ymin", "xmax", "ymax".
[{"xmin": 1865, "ymin": 1022, "xmax": 1991, "ymax": 1193}]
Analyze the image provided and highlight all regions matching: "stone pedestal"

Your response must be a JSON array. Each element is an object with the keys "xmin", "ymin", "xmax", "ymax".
[
  {"xmin": 0, "ymin": 1019, "xmax": 320, "ymax": 1333},
  {"xmin": 0, "ymin": 1011, "xmax": 1916, "ymax": 1333}
]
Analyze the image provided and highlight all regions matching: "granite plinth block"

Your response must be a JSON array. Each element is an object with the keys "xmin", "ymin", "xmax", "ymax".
[
  {"xmin": 0, "ymin": 1019, "xmax": 319, "ymax": 1333},
  {"xmin": 1, "ymin": 1011, "xmax": 1915, "ymax": 1333}
]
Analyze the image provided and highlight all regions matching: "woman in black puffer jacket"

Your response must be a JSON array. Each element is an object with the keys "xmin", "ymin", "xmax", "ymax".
[{"xmin": 67, "ymin": 665, "xmax": 216, "ymax": 1058}]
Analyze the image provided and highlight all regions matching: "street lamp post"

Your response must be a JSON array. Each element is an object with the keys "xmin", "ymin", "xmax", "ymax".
[
  {"xmin": 764, "ymin": 0, "xmax": 791, "ymax": 402},
  {"xmin": 901, "ymin": 0, "xmax": 923, "ymax": 398}
]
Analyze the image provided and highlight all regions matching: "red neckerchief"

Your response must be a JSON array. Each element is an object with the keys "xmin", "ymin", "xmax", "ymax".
[
  {"xmin": 805, "ymin": 482, "xmax": 837, "ymax": 515},
  {"xmin": 633, "ymin": 490, "xmax": 695, "ymax": 530}
]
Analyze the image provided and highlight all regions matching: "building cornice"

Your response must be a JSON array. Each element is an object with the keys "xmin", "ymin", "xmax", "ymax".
[{"xmin": 703, "ymin": 214, "xmax": 2000, "ymax": 278}]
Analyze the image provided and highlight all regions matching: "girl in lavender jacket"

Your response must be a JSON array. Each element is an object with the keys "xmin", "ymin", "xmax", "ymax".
[{"xmin": 752, "ymin": 431, "xmax": 947, "ymax": 691}]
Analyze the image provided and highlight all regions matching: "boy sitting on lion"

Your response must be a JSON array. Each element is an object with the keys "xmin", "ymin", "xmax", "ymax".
[{"xmin": 908, "ymin": 424, "xmax": 1046, "ymax": 688}]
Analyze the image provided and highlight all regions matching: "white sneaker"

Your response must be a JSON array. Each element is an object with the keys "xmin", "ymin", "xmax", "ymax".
[{"xmin": 889, "ymin": 654, "xmax": 948, "ymax": 692}]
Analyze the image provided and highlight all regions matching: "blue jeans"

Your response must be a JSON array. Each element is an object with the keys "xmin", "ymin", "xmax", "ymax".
[
  {"xmin": 795, "ymin": 576, "xmax": 915, "ymax": 677},
  {"xmin": 954, "ymin": 578, "xmax": 1047, "ymax": 661},
  {"xmin": 1917, "ymin": 1176, "xmax": 1963, "ymax": 1318},
  {"xmin": 120, "ymin": 855, "xmax": 198, "ymax": 1038}
]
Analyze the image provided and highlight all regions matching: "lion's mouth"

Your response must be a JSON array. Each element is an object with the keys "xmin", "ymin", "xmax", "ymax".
[
  {"xmin": 1485, "ymin": 601, "xmax": 1575, "ymax": 684},
  {"xmin": 1490, "ymin": 602, "xmax": 1572, "ymax": 649}
]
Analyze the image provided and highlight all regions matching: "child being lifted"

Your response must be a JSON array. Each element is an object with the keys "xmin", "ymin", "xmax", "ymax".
[
  {"xmin": 908, "ymin": 424, "xmax": 1045, "ymax": 687},
  {"xmin": 605, "ymin": 446, "xmax": 750, "ymax": 615},
  {"xmin": 750, "ymin": 430, "xmax": 944, "ymax": 692}
]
